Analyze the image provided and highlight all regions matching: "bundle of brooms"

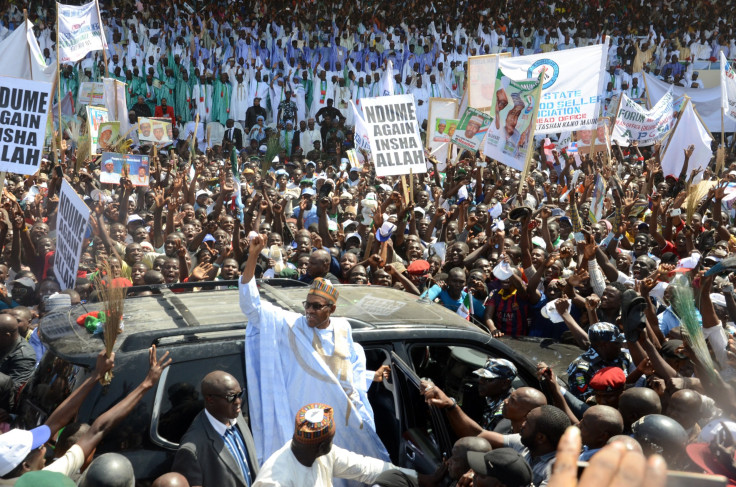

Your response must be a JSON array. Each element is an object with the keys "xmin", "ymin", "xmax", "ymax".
[{"xmin": 93, "ymin": 262, "xmax": 126, "ymax": 385}]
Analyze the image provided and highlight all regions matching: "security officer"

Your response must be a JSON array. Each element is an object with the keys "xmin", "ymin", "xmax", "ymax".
[
  {"xmin": 473, "ymin": 358, "xmax": 518, "ymax": 432},
  {"xmin": 566, "ymin": 323, "xmax": 633, "ymax": 401}
]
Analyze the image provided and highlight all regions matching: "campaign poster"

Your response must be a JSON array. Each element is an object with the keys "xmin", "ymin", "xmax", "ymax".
[
  {"xmin": 55, "ymin": 179, "xmax": 91, "ymax": 290},
  {"xmin": 451, "ymin": 107, "xmax": 492, "ymax": 152},
  {"xmin": 86, "ymin": 105, "xmax": 108, "ymax": 154},
  {"xmin": 483, "ymin": 69, "xmax": 543, "ymax": 172},
  {"xmin": 97, "ymin": 121, "xmax": 119, "ymax": 152},
  {"xmin": 138, "ymin": 116, "xmax": 172, "ymax": 145}
]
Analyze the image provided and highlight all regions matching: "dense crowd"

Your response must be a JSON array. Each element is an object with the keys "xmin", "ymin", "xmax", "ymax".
[{"xmin": 0, "ymin": 0, "xmax": 734, "ymax": 486}]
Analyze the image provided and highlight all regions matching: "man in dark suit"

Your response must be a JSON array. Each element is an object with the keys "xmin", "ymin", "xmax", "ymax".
[
  {"xmin": 172, "ymin": 370, "xmax": 259, "ymax": 487},
  {"xmin": 223, "ymin": 119, "xmax": 244, "ymax": 151}
]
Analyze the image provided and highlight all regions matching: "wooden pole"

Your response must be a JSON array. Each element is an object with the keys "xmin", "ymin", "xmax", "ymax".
[
  {"xmin": 24, "ymin": 10, "xmax": 33, "ymax": 76},
  {"xmin": 56, "ymin": 9, "xmax": 63, "ymax": 158},
  {"xmin": 660, "ymin": 96, "xmax": 689, "ymax": 160},
  {"xmin": 94, "ymin": 0, "xmax": 109, "ymax": 78},
  {"xmin": 518, "ymin": 70, "xmax": 545, "ymax": 195}
]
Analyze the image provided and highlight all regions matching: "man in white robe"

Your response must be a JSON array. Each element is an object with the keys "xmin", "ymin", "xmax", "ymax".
[
  {"xmin": 253, "ymin": 403, "xmax": 420, "ymax": 487},
  {"xmin": 230, "ymin": 68, "xmax": 249, "ymax": 129},
  {"xmin": 239, "ymin": 235, "xmax": 390, "ymax": 466}
]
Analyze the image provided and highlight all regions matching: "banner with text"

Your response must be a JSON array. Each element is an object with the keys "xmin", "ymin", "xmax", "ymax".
[
  {"xmin": 612, "ymin": 91, "xmax": 675, "ymax": 146},
  {"xmin": 350, "ymin": 100, "xmax": 371, "ymax": 159},
  {"xmin": 452, "ymin": 107, "xmax": 492, "ymax": 152},
  {"xmin": 78, "ymin": 81, "xmax": 105, "ymax": 106},
  {"xmin": 57, "ymin": 1, "xmax": 108, "ymax": 63},
  {"xmin": 483, "ymin": 70, "xmax": 543, "ymax": 172},
  {"xmin": 499, "ymin": 42, "xmax": 608, "ymax": 134},
  {"xmin": 362, "ymin": 94, "xmax": 426, "ymax": 177},
  {"xmin": 467, "ymin": 54, "xmax": 501, "ymax": 113},
  {"xmin": 0, "ymin": 75, "xmax": 52, "ymax": 175},
  {"xmin": 55, "ymin": 180, "xmax": 91, "ymax": 291},
  {"xmin": 721, "ymin": 52, "xmax": 736, "ymax": 122}
]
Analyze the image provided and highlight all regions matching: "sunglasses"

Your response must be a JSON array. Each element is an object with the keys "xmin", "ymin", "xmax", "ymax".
[
  {"xmin": 209, "ymin": 389, "xmax": 245, "ymax": 403},
  {"xmin": 303, "ymin": 301, "xmax": 330, "ymax": 311}
]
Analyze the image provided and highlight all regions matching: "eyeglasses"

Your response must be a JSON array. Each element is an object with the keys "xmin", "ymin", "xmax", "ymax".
[
  {"xmin": 303, "ymin": 301, "xmax": 330, "ymax": 311},
  {"xmin": 208, "ymin": 389, "xmax": 245, "ymax": 403}
]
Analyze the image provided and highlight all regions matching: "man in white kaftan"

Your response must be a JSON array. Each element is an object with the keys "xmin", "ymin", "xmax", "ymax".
[
  {"xmin": 253, "ymin": 404, "xmax": 416, "ymax": 487},
  {"xmin": 238, "ymin": 235, "xmax": 389, "ymax": 466}
]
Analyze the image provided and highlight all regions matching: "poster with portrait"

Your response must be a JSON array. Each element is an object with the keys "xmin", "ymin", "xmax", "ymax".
[
  {"xmin": 97, "ymin": 121, "xmax": 119, "ymax": 152},
  {"xmin": 99, "ymin": 153, "xmax": 150, "ymax": 186},
  {"xmin": 451, "ymin": 107, "xmax": 492, "ymax": 152},
  {"xmin": 426, "ymin": 98, "xmax": 458, "ymax": 170},
  {"xmin": 483, "ymin": 69, "xmax": 543, "ymax": 172},
  {"xmin": 137, "ymin": 117, "xmax": 172, "ymax": 145},
  {"xmin": 86, "ymin": 106, "xmax": 109, "ymax": 154},
  {"xmin": 99, "ymin": 152, "xmax": 125, "ymax": 184}
]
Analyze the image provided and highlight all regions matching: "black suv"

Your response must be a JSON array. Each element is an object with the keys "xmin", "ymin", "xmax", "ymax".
[{"xmin": 18, "ymin": 280, "xmax": 580, "ymax": 482}]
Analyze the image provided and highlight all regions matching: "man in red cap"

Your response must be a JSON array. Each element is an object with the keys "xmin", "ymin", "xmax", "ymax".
[{"xmin": 588, "ymin": 366, "xmax": 626, "ymax": 408}]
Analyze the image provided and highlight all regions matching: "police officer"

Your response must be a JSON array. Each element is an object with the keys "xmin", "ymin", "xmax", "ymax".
[
  {"xmin": 566, "ymin": 323, "xmax": 633, "ymax": 401},
  {"xmin": 473, "ymin": 358, "xmax": 518, "ymax": 432}
]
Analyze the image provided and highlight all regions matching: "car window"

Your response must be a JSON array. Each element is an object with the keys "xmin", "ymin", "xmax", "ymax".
[
  {"xmin": 152, "ymin": 354, "xmax": 245, "ymax": 448},
  {"xmin": 363, "ymin": 347, "xmax": 401, "ymax": 462},
  {"xmin": 17, "ymin": 353, "xmax": 87, "ymax": 429},
  {"xmin": 409, "ymin": 344, "xmax": 528, "ymax": 426}
]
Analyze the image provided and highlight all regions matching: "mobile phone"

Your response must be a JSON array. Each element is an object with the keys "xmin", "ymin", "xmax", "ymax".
[
  {"xmin": 54, "ymin": 165, "xmax": 63, "ymax": 178},
  {"xmin": 670, "ymin": 208, "xmax": 682, "ymax": 217}
]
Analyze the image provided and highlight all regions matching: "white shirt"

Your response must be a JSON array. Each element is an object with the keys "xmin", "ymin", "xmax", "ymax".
[{"xmin": 253, "ymin": 440, "xmax": 416, "ymax": 487}]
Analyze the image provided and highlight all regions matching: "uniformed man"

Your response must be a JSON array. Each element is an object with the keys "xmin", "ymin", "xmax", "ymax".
[
  {"xmin": 306, "ymin": 140, "xmax": 324, "ymax": 163},
  {"xmin": 473, "ymin": 358, "xmax": 517, "ymax": 433},
  {"xmin": 566, "ymin": 323, "xmax": 634, "ymax": 401}
]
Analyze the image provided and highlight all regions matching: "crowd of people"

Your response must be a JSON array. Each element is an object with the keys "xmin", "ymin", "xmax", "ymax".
[{"xmin": 0, "ymin": 0, "xmax": 735, "ymax": 485}]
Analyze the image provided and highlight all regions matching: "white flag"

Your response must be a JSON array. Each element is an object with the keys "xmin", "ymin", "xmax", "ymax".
[
  {"xmin": 721, "ymin": 52, "xmax": 736, "ymax": 122},
  {"xmin": 0, "ymin": 21, "xmax": 56, "ymax": 83},
  {"xmin": 379, "ymin": 60, "xmax": 396, "ymax": 97},
  {"xmin": 350, "ymin": 100, "xmax": 371, "ymax": 154},
  {"xmin": 57, "ymin": 1, "xmax": 107, "ymax": 63},
  {"xmin": 661, "ymin": 101, "xmax": 713, "ymax": 182}
]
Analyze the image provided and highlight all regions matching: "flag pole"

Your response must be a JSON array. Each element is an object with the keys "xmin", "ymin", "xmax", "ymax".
[
  {"xmin": 56, "ymin": 4, "xmax": 63, "ymax": 159},
  {"xmin": 94, "ymin": 0, "xmax": 109, "ymax": 78},
  {"xmin": 518, "ymin": 70, "xmax": 545, "ymax": 195},
  {"xmin": 24, "ymin": 10, "xmax": 33, "ymax": 76},
  {"xmin": 660, "ymin": 96, "xmax": 689, "ymax": 160},
  {"xmin": 717, "ymin": 107, "xmax": 726, "ymax": 175}
]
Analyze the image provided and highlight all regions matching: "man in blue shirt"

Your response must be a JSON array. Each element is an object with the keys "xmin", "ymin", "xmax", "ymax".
[
  {"xmin": 421, "ymin": 267, "xmax": 485, "ymax": 322},
  {"xmin": 293, "ymin": 187, "xmax": 320, "ymax": 230}
]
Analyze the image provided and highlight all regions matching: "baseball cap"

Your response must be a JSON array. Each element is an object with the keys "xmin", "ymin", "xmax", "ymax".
[
  {"xmin": 0, "ymin": 426, "xmax": 51, "ymax": 476},
  {"xmin": 660, "ymin": 339, "xmax": 687, "ymax": 359},
  {"xmin": 531, "ymin": 236, "xmax": 547, "ymax": 250},
  {"xmin": 341, "ymin": 220, "xmax": 358, "ymax": 230},
  {"xmin": 697, "ymin": 419, "xmax": 736, "ymax": 444},
  {"xmin": 375, "ymin": 222, "xmax": 397, "ymax": 242},
  {"xmin": 589, "ymin": 366, "xmax": 626, "ymax": 392},
  {"xmin": 467, "ymin": 448, "xmax": 532, "ymax": 486},
  {"xmin": 345, "ymin": 232, "xmax": 362, "ymax": 244},
  {"xmin": 588, "ymin": 322, "xmax": 624, "ymax": 343},
  {"xmin": 306, "ymin": 161, "xmax": 316, "ymax": 167},
  {"xmin": 473, "ymin": 358, "xmax": 517, "ymax": 380},
  {"xmin": 301, "ymin": 187, "xmax": 316, "ymax": 196}
]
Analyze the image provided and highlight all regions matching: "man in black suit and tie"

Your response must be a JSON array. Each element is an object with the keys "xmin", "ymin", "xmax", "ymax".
[
  {"xmin": 223, "ymin": 119, "xmax": 244, "ymax": 151},
  {"xmin": 172, "ymin": 370, "xmax": 259, "ymax": 487}
]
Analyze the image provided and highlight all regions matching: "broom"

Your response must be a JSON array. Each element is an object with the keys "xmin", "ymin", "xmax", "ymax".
[
  {"xmin": 93, "ymin": 261, "xmax": 126, "ymax": 385},
  {"xmin": 669, "ymin": 274, "xmax": 717, "ymax": 381},
  {"xmin": 716, "ymin": 145, "xmax": 726, "ymax": 176},
  {"xmin": 685, "ymin": 180, "xmax": 716, "ymax": 226}
]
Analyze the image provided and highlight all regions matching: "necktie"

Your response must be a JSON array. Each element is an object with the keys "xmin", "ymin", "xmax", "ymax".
[{"xmin": 223, "ymin": 427, "xmax": 252, "ymax": 486}]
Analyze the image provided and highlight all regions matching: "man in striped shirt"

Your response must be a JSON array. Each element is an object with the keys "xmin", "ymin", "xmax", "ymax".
[{"xmin": 484, "ymin": 267, "xmax": 532, "ymax": 337}]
